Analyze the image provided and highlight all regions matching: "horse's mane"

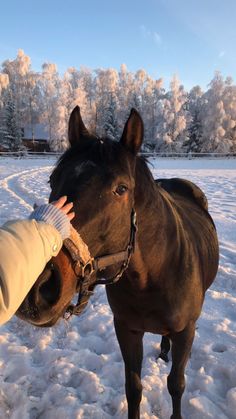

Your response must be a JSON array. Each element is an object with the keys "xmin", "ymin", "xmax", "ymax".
[
  {"xmin": 134, "ymin": 155, "xmax": 157, "ymax": 206},
  {"xmin": 53, "ymin": 137, "xmax": 128, "ymax": 173}
]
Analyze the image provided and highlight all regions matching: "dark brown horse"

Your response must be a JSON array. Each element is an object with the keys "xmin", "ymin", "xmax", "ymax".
[{"xmin": 17, "ymin": 106, "xmax": 219, "ymax": 419}]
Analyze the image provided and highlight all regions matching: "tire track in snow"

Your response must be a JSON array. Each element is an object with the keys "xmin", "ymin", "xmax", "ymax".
[{"xmin": 0, "ymin": 166, "xmax": 52, "ymax": 213}]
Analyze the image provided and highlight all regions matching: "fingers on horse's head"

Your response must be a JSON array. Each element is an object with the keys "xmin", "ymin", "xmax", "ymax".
[{"xmin": 68, "ymin": 105, "xmax": 144, "ymax": 155}]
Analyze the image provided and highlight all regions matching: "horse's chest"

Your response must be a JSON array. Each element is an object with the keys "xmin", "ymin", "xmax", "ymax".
[{"xmin": 106, "ymin": 286, "xmax": 189, "ymax": 335}]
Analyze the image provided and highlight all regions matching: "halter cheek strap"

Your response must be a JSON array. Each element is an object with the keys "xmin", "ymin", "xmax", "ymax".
[{"xmin": 62, "ymin": 209, "xmax": 137, "ymax": 318}]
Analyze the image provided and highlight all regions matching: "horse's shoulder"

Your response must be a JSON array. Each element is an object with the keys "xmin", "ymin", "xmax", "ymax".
[{"xmin": 155, "ymin": 178, "xmax": 208, "ymax": 211}]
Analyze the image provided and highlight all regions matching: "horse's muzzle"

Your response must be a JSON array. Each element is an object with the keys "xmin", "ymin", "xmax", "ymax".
[
  {"xmin": 35, "ymin": 262, "xmax": 62, "ymax": 306},
  {"xmin": 16, "ymin": 261, "xmax": 63, "ymax": 326}
]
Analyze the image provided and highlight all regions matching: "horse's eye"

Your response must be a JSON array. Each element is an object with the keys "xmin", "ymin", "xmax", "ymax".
[{"xmin": 115, "ymin": 184, "xmax": 128, "ymax": 196}]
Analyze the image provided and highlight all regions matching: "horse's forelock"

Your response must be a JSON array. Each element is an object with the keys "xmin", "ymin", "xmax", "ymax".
[
  {"xmin": 51, "ymin": 137, "xmax": 154, "ymax": 199},
  {"xmin": 53, "ymin": 137, "xmax": 128, "ymax": 176}
]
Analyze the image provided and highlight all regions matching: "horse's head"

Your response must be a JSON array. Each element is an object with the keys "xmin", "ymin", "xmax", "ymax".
[{"xmin": 16, "ymin": 106, "xmax": 144, "ymax": 326}]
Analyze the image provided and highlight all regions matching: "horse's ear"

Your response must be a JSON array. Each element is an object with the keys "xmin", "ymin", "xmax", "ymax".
[
  {"xmin": 120, "ymin": 108, "xmax": 144, "ymax": 155},
  {"xmin": 68, "ymin": 106, "xmax": 90, "ymax": 147}
]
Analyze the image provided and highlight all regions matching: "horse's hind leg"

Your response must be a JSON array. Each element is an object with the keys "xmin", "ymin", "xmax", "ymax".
[
  {"xmin": 114, "ymin": 317, "xmax": 144, "ymax": 419},
  {"xmin": 168, "ymin": 322, "xmax": 195, "ymax": 419},
  {"xmin": 159, "ymin": 335, "xmax": 171, "ymax": 362}
]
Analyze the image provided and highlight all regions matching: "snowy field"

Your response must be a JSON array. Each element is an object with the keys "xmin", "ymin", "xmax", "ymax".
[{"xmin": 0, "ymin": 156, "xmax": 235, "ymax": 419}]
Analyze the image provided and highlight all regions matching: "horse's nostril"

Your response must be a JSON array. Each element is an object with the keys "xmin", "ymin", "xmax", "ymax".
[{"xmin": 38, "ymin": 264, "xmax": 61, "ymax": 305}]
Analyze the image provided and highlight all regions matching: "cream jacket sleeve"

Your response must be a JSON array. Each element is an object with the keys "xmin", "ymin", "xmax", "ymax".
[{"xmin": 0, "ymin": 219, "xmax": 63, "ymax": 326}]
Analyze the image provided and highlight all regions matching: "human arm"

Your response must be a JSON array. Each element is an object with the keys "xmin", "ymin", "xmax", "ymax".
[{"xmin": 0, "ymin": 197, "xmax": 74, "ymax": 325}]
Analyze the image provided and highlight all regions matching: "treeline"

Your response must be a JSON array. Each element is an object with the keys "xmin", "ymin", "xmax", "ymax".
[{"xmin": 0, "ymin": 49, "xmax": 236, "ymax": 152}]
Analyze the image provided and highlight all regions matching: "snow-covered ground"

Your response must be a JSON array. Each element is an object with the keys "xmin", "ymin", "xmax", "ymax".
[{"xmin": 0, "ymin": 156, "xmax": 235, "ymax": 419}]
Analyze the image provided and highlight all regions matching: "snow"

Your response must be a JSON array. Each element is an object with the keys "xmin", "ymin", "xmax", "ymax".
[{"xmin": 0, "ymin": 156, "xmax": 235, "ymax": 419}]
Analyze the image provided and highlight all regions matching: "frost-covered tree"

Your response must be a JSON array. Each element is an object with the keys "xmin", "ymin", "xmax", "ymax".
[
  {"xmin": 23, "ymin": 71, "xmax": 42, "ymax": 141},
  {"xmin": 186, "ymin": 86, "xmax": 205, "ymax": 152},
  {"xmin": 156, "ymin": 76, "xmax": 190, "ymax": 152},
  {"xmin": 2, "ymin": 49, "xmax": 31, "ymax": 132},
  {"xmin": 72, "ymin": 73, "xmax": 94, "ymax": 131},
  {"xmin": 95, "ymin": 68, "xmax": 119, "ymax": 136},
  {"xmin": 48, "ymin": 104, "xmax": 68, "ymax": 152},
  {"xmin": 0, "ymin": 73, "xmax": 9, "ymax": 106},
  {"xmin": 220, "ymin": 77, "xmax": 236, "ymax": 152},
  {"xmin": 39, "ymin": 63, "xmax": 61, "ymax": 149},
  {"xmin": 0, "ymin": 107, "xmax": 9, "ymax": 150},
  {"xmin": 6, "ymin": 100, "xmax": 22, "ymax": 150},
  {"xmin": 133, "ymin": 69, "xmax": 147, "ymax": 107},
  {"xmin": 0, "ymin": 73, "xmax": 9, "ymax": 149},
  {"xmin": 201, "ymin": 72, "xmax": 226, "ymax": 152},
  {"xmin": 127, "ymin": 69, "xmax": 148, "ymax": 117},
  {"xmin": 201, "ymin": 72, "xmax": 236, "ymax": 152},
  {"xmin": 53, "ymin": 68, "xmax": 93, "ymax": 151},
  {"xmin": 2, "ymin": 51, "xmax": 40, "ymax": 141},
  {"xmin": 2, "ymin": 49, "xmax": 236, "ymax": 154},
  {"xmin": 117, "ymin": 64, "xmax": 134, "ymax": 132},
  {"xmin": 142, "ymin": 77, "xmax": 164, "ymax": 149},
  {"xmin": 0, "ymin": 95, "xmax": 23, "ymax": 150},
  {"xmin": 52, "ymin": 70, "xmax": 79, "ymax": 151},
  {"xmin": 129, "ymin": 90, "xmax": 142, "ymax": 113},
  {"xmin": 77, "ymin": 66, "xmax": 96, "ymax": 130},
  {"xmin": 103, "ymin": 93, "xmax": 119, "ymax": 140}
]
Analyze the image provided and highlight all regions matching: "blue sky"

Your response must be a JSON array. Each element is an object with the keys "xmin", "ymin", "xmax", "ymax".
[{"xmin": 0, "ymin": 0, "xmax": 236, "ymax": 90}]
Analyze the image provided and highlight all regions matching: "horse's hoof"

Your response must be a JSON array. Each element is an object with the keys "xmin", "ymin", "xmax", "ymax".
[{"xmin": 158, "ymin": 351, "xmax": 169, "ymax": 363}]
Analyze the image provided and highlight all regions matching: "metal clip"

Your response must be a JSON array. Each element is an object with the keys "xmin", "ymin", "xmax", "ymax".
[{"xmin": 81, "ymin": 259, "xmax": 95, "ymax": 278}]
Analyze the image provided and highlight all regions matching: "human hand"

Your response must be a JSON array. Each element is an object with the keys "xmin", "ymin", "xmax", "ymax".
[
  {"xmin": 51, "ymin": 196, "xmax": 75, "ymax": 222},
  {"xmin": 30, "ymin": 196, "xmax": 75, "ymax": 240}
]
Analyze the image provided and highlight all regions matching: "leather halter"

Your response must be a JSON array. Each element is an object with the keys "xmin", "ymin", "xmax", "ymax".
[{"xmin": 63, "ymin": 209, "xmax": 137, "ymax": 318}]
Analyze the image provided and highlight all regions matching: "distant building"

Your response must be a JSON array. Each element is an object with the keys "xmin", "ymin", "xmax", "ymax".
[
  {"xmin": 0, "ymin": 144, "xmax": 8, "ymax": 152},
  {"xmin": 22, "ymin": 123, "xmax": 50, "ymax": 152}
]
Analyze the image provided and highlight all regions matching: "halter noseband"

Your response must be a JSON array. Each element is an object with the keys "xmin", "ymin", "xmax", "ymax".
[{"xmin": 62, "ymin": 209, "xmax": 137, "ymax": 318}]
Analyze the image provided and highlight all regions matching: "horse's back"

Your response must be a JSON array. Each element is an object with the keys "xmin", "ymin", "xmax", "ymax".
[
  {"xmin": 155, "ymin": 178, "xmax": 208, "ymax": 211},
  {"xmin": 155, "ymin": 177, "xmax": 218, "ymax": 291}
]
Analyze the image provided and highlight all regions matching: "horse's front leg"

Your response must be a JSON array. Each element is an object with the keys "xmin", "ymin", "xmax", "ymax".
[
  {"xmin": 168, "ymin": 322, "xmax": 195, "ymax": 419},
  {"xmin": 114, "ymin": 317, "xmax": 144, "ymax": 419}
]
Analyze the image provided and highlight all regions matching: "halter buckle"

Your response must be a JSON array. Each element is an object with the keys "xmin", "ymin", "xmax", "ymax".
[{"xmin": 81, "ymin": 259, "xmax": 95, "ymax": 278}]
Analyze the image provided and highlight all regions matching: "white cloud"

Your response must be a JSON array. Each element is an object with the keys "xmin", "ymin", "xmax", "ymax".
[
  {"xmin": 153, "ymin": 31, "xmax": 162, "ymax": 44},
  {"xmin": 218, "ymin": 50, "xmax": 225, "ymax": 58},
  {"xmin": 140, "ymin": 25, "xmax": 162, "ymax": 45}
]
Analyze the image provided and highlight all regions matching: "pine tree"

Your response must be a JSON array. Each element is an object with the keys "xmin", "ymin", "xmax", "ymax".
[
  {"xmin": 0, "ymin": 97, "xmax": 23, "ymax": 150},
  {"xmin": 103, "ymin": 93, "xmax": 119, "ymax": 140},
  {"xmin": 2, "ymin": 50, "xmax": 31, "ymax": 133},
  {"xmin": 0, "ymin": 73, "xmax": 10, "ymax": 150},
  {"xmin": 186, "ymin": 86, "xmax": 204, "ymax": 153},
  {"xmin": 0, "ymin": 107, "xmax": 9, "ymax": 150},
  {"xmin": 95, "ymin": 68, "xmax": 119, "ymax": 137}
]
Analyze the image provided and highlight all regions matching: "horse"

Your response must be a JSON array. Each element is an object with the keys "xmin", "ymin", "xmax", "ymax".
[{"xmin": 17, "ymin": 106, "xmax": 219, "ymax": 419}]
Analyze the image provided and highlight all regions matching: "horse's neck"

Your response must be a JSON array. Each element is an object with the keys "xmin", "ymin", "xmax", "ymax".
[
  {"xmin": 135, "ymin": 172, "xmax": 175, "ymax": 236},
  {"xmin": 132, "ymin": 182, "xmax": 180, "ymax": 287}
]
